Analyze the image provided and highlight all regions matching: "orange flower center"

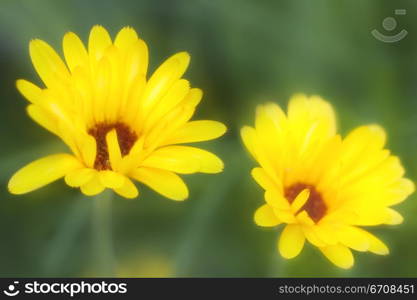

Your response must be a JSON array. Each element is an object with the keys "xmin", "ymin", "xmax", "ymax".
[
  {"xmin": 285, "ymin": 183, "xmax": 327, "ymax": 222},
  {"xmin": 88, "ymin": 122, "xmax": 137, "ymax": 170}
]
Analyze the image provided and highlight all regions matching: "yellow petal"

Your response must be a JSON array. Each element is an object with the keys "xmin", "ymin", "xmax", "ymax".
[
  {"xmin": 93, "ymin": 57, "xmax": 111, "ymax": 123},
  {"xmin": 288, "ymin": 94, "xmax": 336, "ymax": 138},
  {"xmin": 88, "ymin": 25, "xmax": 112, "ymax": 62},
  {"xmin": 307, "ymin": 134, "xmax": 343, "ymax": 184},
  {"xmin": 255, "ymin": 102, "xmax": 287, "ymax": 133},
  {"xmin": 182, "ymin": 87, "xmax": 202, "ymax": 108},
  {"xmin": 99, "ymin": 170, "xmax": 126, "ymax": 189},
  {"xmin": 343, "ymin": 125, "xmax": 386, "ymax": 154},
  {"xmin": 29, "ymin": 39, "xmax": 70, "ymax": 88},
  {"xmin": 386, "ymin": 178, "xmax": 415, "ymax": 206},
  {"xmin": 291, "ymin": 189, "xmax": 310, "ymax": 213},
  {"xmin": 251, "ymin": 168, "xmax": 271, "ymax": 190},
  {"xmin": 265, "ymin": 190, "xmax": 290, "ymax": 210},
  {"xmin": 296, "ymin": 210, "xmax": 315, "ymax": 226},
  {"xmin": 251, "ymin": 168, "xmax": 282, "ymax": 194},
  {"xmin": 80, "ymin": 173, "xmax": 105, "ymax": 196},
  {"xmin": 302, "ymin": 226, "xmax": 326, "ymax": 247},
  {"xmin": 65, "ymin": 168, "xmax": 96, "ymax": 187},
  {"xmin": 106, "ymin": 129, "xmax": 122, "ymax": 170},
  {"xmin": 123, "ymin": 74, "xmax": 147, "ymax": 124},
  {"xmin": 319, "ymin": 244, "xmax": 354, "ymax": 269},
  {"xmin": 254, "ymin": 103, "xmax": 287, "ymax": 165},
  {"xmin": 9, "ymin": 154, "xmax": 82, "ymax": 194},
  {"xmin": 63, "ymin": 32, "xmax": 89, "ymax": 72},
  {"xmin": 358, "ymin": 229, "xmax": 389, "ymax": 255},
  {"xmin": 80, "ymin": 134, "xmax": 96, "ymax": 168},
  {"xmin": 141, "ymin": 152, "xmax": 199, "ymax": 174},
  {"xmin": 114, "ymin": 178, "xmax": 139, "ymax": 199},
  {"xmin": 339, "ymin": 125, "xmax": 389, "ymax": 188},
  {"xmin": 104, "ymin": 45, "xmax": 123, "ymax": 122},
  {"xmin": 124, "ymin": 39, "xmax": 148, "ymax": 84},
  {"xmin": 71, "ymin": 66, "xmax": 93, "ymax": 124},
  {"xmin": 164, "ymin": 120, "xmax": 226, "ymax": 145},
  {"xmin": 131, "ymin": 167, "xmax": 188, "ymax": 201},
  {"xmin": 273, "ymin": 208, "xmax": 297, "ymax": 223},
  {"xmin": 384, "ymin": 208, "xmax": 403, "ymax": 225},
  {"xmin": 254, "ymin": 204, "xmax": 281, "ymax": 227},
  {"xmin": 55, "ymin": 120, "xmax": 82, "ymax": 159},
  {"xmin": 337, "ymin": 226, "xmax": 370, "ymax": 252},
  {"xmin": 240, "ymin": 126, "xmax": 257, "ymax": 159},
  {"xmin": 314, "ymin": 224, "xmax": 338, "ymax": 245},
  {"xmin": 140, "ymin": 52, "xmax": 190, "ymax": 113},
  {"xmin": 114, "ymin": 26, "xmax": 139, "ymax": 52},
  {"xmin": 142, "ymin": 146, "xmax": 223, "ymax": 174},
  {"xmin": 39, "ymin": 88, "xmax": 72, "ymax": 122},
  {"xmin": 143, "ymin": 79, "xmax": 190, "ymax": 130},
  {"xmin": 241, "ymin": 124, "xmax": 279, "ymax": 180},
  {"xmin": 117, "ymin": 138, "xmax": 146, "ymax": 173},
  {"xmin": 16, "ymin": 79, "xmax": 42, "ymax": 104},
  {"xmin": 27, "ymin": 104, "xmax": 58, "ymax": 135},
  {"xmin": 144, "ymin": 104, "xmax": 197, "ymax": 148},
  {"xmin": 278, "ymin": 224, "xmax": 305, "ymax": 259}
]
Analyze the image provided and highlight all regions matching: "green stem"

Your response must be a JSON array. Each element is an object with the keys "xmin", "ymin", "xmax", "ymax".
[
  {"xmin": 42, "ymin": 195, "xmax": 90, "ymax": 275},
  {"xmin": 268, "ymin": 250, "xmax": 285, "ymax": 277},
  {"xmin": 174, "ymin": 144, "xmax": 240, "ymax": 276},
  {"xmin": 92, "ymin": 190, "xmax": 115, "ymax": 276}
]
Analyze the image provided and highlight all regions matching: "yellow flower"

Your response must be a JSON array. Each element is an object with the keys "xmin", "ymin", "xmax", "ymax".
[
  {"xmin": 8, "ymin": 25, "xmax": 226, "ymax": 200},
  {"xmin": 241, "ymin": 94, "xmax": 414, "ymax": 269}
]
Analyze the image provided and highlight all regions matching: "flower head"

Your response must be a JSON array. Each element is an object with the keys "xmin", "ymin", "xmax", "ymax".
[
  {"xmin": 9, "ymin": 25, "xmax": 226, "ymax": 200},
  {"xmin": 241, "ymin": 94, "xmax": 414, "ymax": 269}
]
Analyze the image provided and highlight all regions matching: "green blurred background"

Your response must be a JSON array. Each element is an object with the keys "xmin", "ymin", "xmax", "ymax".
[{"xmin": 0, "ymin": 0, "xmax": 416, "ymax": 277}]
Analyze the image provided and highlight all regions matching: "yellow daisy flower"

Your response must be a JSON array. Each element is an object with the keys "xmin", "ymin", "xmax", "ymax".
[
  {"xmin": 241, "ymin": 94, "xmax": 414, "ymax": 269},
  {"xmin": 8, "ymin": 25, "xmax": 226, "ymax": 200}
]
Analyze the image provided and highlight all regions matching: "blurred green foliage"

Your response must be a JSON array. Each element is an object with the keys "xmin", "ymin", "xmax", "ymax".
[{"xmin": 0, "ymin": 0, "xmax": 417, "ymax": 277}]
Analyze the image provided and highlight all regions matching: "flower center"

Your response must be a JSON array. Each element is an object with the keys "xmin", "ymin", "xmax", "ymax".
[
  {"xmin": 88, "ymin": 122, "xmax": 138, "ymax": 170},
  {"xmin": 285, "ymin": 183, "xmax": 327, "ymax": 222}
]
